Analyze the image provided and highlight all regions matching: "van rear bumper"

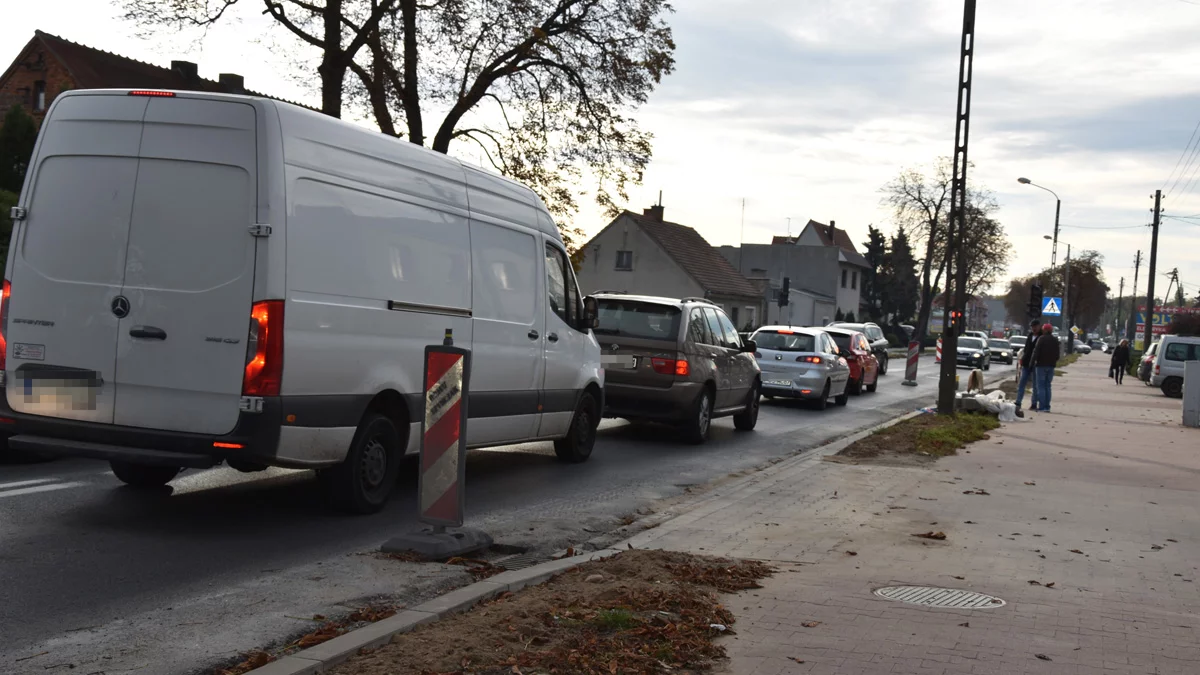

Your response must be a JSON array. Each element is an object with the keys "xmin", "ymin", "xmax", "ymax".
[{"xmin": 0, "ymin": 396, "xmax": 284, "ymax": 467}]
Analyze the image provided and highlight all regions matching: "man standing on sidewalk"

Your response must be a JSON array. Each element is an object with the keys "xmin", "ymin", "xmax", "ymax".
[
  {"xmin": 1032, "ymin": 322, "xmax": 1061, "ymax": 412},
  {"xmin": 1015, "ymin": 321, "xmax": 1042, "ymax": 410}
]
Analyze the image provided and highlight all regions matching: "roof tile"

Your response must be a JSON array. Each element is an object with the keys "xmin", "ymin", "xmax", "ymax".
[{"xmin": 624, "ymin": 212, "xmax": 762, "ymax": 299}]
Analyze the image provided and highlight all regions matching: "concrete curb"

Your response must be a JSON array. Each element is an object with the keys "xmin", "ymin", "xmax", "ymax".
[
  {"xmin": 245, "ymin": 548, "xmax": 623, "ymax": 674},
  {"xmin": 244, "ymin": 368, "xmax": 1016, "ymax": 675}
]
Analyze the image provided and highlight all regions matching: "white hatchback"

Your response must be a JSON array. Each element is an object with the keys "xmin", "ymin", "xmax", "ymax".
[{"xmin": 750, "ymin": 327, "xmax": 851, "ymax": 410}]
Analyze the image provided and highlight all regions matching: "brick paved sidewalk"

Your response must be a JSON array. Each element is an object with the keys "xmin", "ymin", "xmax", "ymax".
[{"xmin": 625, "ymin": 355, "xmax": 1198, "ymax": 674}]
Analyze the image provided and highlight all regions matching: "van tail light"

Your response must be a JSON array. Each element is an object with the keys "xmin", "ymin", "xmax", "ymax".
[
  {"xmin": 242, "ymin": 300, "xmax": 284, "ymax": 396},
  {"xmin": 0, "ymin": 280, "xmax": 9, "ymax": 375},
  {"xmin": 1155, "ymin": 364, "xmax": 1160, "ymax": 374},
  {"xmin": 796, "ymin": 356, "xmax": 822, "ymax": 364},
  {"xmin": 650, "ymin": 357, "xmax": 689, "ymax": 377},
  {"xmin": 129, "ymin": 90, "xmax": 176, "ymax": 98}
]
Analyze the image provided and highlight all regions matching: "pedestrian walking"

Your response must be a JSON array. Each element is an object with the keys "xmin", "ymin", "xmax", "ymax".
[
  {"xmin": 1110, "ymin": 339, "xmax": 1130, "ymax": 385},
  {"xmin": 1032, "ymin": 323, "xmax": 1061, "ymax": 412},
  {"xmin": 1015, "ymin": 321, "xmax": 1042, "ymax": 410}
]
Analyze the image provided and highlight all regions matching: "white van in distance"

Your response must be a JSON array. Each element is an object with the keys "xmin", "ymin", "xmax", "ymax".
[{"xmin": 1, "ymin": 89, "xmax": 603, "ymax": 513}]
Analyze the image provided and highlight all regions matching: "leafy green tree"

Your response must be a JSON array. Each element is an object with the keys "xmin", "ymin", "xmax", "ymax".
[
  {"xmin": 0, "ymin": 105, "xmax": 37, "ymax": 193},
  {"xmin": 0, "ymin": 189, "xmax": 16, "ymax": 278}
]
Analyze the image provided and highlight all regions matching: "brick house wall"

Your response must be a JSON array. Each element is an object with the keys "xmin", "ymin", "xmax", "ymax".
[{"xmin": 0, "ymin": 41, "xmax": 75, "ymax": 124}]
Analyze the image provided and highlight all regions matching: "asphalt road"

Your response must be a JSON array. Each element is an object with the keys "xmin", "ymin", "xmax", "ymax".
[{"xmin": 0, "ymin": 355, "xmax": 1015, "ymax": 674}]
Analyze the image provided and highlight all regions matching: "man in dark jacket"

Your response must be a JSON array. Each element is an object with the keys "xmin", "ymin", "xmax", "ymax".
[
  {"xmin": 1015, "ymin": 322, "xmax": 1041, "ymax": 410},
  {"xmin": 1110, "ymin": 339, "xmax": 1131, "ymax": 385},
  {"xmin": 1031, "ymin": 323, "xmax": 1061, "ymax": 412}
]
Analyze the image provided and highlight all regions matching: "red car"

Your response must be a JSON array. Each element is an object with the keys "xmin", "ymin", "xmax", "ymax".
[{"xmin": 824, "ymin": 328, "xmax": 880, "ymax": 394}]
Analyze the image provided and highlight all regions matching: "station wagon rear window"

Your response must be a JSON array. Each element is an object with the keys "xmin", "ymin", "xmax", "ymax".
[
  {"xmin": 753, "ymin": 331, "xmax": 816, "ymax": 352},
  {"xmin": 825, "ymin": 332, "xmax": 853, "ymax": 351},
  {"xmin": 596, "ymin": 300, "xmax": 681, "ymax": 340}
]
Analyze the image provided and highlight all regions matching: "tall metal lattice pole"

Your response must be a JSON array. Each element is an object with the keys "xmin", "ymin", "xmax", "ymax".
[{"xmin": 937, "ymin": 0, "xmax": 978, "ymax": 414}]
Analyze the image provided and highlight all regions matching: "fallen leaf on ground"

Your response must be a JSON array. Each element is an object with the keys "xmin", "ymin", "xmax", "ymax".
[
  {"xmin": 919, "ymin": 497, "xmax": 937, "ymax": 501},
  {"xmin": 846, "ymin": 551, "xmax": 858, "ymax": 556},
  {"xmin": 788, "ymin": 657, "xmax": 805, "ymax": 663},
  {"xmin": 912, "ymin": 532, "xmax": 947, "ymax": 540},
  {"xmin": 1168, "ymin": 539, "xmax": 1179, "ymax": 543},
  {"xmin": 1024, "ymin": 481, "xmax": 1037, "ymax": 486},
  {"xmin": 1070, "ymin": 549, "xmax": 1084, "ymax": 554},
  {"xmin": 1046, "ymin": 582, "xmax": 1056, "ymax": 588},
  {"xmin": 1028, "ymin": 580, "xmax": 1042, "ymax": 586},
  {"xmin": 963, "ymin": 489, "xmax": 991, "ymax": 495},
  {"xmin": 958, "ymin": 622, "xmax": 970, "ymax": 627},
  {"xmin": 801, "ymin": 621, "xmax": 821, "ymax": 628},
  {"xmin": 964, "ymin": 521, "xmax": 976, "ymax": 524},
  {"xmin": 1035, "ymin": 654, "xmax": 1052, "ymax": 661},
  {"xmin": 953, "ymin": 576, "xmax": 965, "ymax": 580}
]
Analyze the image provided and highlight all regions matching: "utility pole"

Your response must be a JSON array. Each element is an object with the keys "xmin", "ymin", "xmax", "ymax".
[
  {"xmin": 1064, "ymin": 244, "xmax": 1073, "ymax": 351},
  {"xmin": 1129, "ymin": 250, "xmax": 1142, "ymax": 340},
  {"xmin": 1050, "ymin": 198, "xmax": 1061, "ymax": 269},
  {"xmin": 1115, "ymin": 277, "xmax": 1124, "ymax": 337},
  {"xmin": 937, "ymin": 0, "xmax": 977, "ymax": 415},
  {"xmin": 1143, "ymin": 190, "xmax": 1161, "ymax": 352}
]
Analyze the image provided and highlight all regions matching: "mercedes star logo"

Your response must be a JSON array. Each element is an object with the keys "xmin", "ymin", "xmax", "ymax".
[
  {"xmin": 111, "ymin": 295, "xmax": 131, "ymax": 318},
  {"xmin": 610, "ymin": 344, "xmax": 620, "ymax": 351}
]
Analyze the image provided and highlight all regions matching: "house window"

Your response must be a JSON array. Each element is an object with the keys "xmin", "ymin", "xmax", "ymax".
[
  {"xmin": 851, "ymin": 271, "xmax": 857, "ymax": 290},
  {"xmin": 33, "ymin": 81, "xmax": 46, "ymax": 112},
  {"xmin": 744, "ymin": 306, "xmax": 756, "ymax": 330},
  {"xmin": 731, "ymin": 306, "xmax": 740, "ymax": 327},
  {"xmin": 615, "ymin": 250, "xmax": 633, "ymax": 271},
  {"xmin": 841, "ymin": 269, "xmax": 847, "ymax": 288}
]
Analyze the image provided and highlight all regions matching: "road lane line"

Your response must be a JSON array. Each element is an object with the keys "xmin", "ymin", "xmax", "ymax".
[
  {"xmin": 0, "ymin": 478, "xmax": 58, "ymax": 491},
  {"xmin": 0, "ymin": 482, "xmax": 86, "ymax": 499}
]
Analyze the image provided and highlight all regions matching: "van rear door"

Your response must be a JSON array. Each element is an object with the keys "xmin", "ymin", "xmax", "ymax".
[
  {"xmin": 111, "ymin": 97, "xmax": 259, "ymax": 434},
  {"xmin": 5, "ymin": 95, "xmax": 150, "ymax": 423}
]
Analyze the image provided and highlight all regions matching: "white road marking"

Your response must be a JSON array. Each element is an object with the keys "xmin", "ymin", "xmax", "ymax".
[
  {"xmin": 0, "ymin": 478, "xmax": 58, "ymax": 490},
  {"xmin": 0, "ymin": 482, "xmax": 87, "ymax": 499}
]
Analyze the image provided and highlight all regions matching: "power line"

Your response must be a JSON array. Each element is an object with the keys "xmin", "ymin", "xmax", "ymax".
[
  {"xmin": 1060, "ymin": 224, "xmax": 1146, "ymax": 230},
  {"xmin": 1163, "ymin": 117, "xmax": 1200, "ymax": 194}
]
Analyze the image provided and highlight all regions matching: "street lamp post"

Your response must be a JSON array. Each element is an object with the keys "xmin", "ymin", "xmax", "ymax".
[{"xmin": 1018, "ymin": 177, "xmax": 1062, "ymax": 268}]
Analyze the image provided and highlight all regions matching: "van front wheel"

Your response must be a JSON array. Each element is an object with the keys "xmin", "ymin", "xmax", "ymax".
[
  {"xmin": 322, "ymin": 413, "xmax": 402, "ymax": 514},
  {"xmin": 110, "ymin": 461, "xmax": 181, "ymax": 488},
  {"xmin": 555, "ymin": 393, "xmax": 598, "ymax": 463}
]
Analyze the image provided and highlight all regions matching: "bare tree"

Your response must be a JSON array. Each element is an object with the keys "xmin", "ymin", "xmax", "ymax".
[{"xmin": 123, "ymin": 0, "xmax": 676, "ymax": 252}]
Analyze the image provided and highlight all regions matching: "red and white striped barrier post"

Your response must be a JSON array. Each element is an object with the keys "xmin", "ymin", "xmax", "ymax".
[
  {"xmin": 383, "ymin": 329, "xmax": 492, "ymax": 559},
  {"xmin": 902, "ymin": 341, "xmax": 920, "ymax": 386},
  {"xmin": 935, "ymin": 337, "xmax": 943, "ymax": 363}
]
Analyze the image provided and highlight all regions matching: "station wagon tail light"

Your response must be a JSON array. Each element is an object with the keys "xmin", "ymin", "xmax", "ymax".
[
  {"xmin": 650, "ymin": 357, "xmax": 689, "ymax": 377},
  {"xmin": 0, "ymin": 280, "xmax": 9, "ymax": 374},
  {"xmin": 128, "ymin": 90, "xmax": 176, "ymax": 97},
  {"xmin": 796, "ymin": 356, "xmax": 822, "ymax": 364},
  {"xmin": 243, "ymin": 300, "xmax": 284, "ymax": 396}
]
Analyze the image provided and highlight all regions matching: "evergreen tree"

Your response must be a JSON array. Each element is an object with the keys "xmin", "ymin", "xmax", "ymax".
[
  {"xmin": 0, "ymin": 105, "xmax": 37, "ymax": 193},
  {"xmin": 883, "ymin": 227, "xmax": 919, "ymax": 323},
  {"xmin": 835, "ymin": 308, "xmax": 845, "ymax": 322},
  {"xmin": 844, "ymin": 310, "xmax": 857, "ymax": 322},
  {"xmin": 860, "ymin": 226, "xmax": 888, "ymax": 322}
]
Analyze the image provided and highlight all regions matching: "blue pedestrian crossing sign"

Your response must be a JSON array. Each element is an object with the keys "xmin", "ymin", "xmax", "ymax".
[{"xmin": 1041, "ymin": 297, "xmax": 1063, "ymax": 316}]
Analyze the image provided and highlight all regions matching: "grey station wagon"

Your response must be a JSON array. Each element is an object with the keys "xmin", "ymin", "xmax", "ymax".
[{"xmin": 592, "ymin": 294, "xmax": 761, "ymax": 443}]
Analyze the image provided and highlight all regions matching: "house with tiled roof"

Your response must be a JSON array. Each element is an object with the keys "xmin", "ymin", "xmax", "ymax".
[
  {"xmin": 0, "ymin": 30, "xmax": 301, "ymax": 123},
  {"xmin": 575, "ymin": 205, "xmax": 766, "ymax": 330}
]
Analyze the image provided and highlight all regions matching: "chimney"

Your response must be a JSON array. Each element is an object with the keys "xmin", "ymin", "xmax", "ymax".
[
  {"xmin": 219, "ymin": 73, "xmax": 246, "ymax": 94},
  {"xmin": 171, "ymin": 60, "xmax": 199, "ymax": 82},
  {"xmin": 643, "ymin": 205, "xmax": 665, "ymax": 222}
]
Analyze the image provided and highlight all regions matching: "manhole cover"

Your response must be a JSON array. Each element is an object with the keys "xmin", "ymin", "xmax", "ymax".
[
  {"xmin": 874, "ymin": 586, "xmax": 1005, "ymax": 608},
  {"xmin": 493, "ymin": 552, "xmax": 548, "ymax": 571}
]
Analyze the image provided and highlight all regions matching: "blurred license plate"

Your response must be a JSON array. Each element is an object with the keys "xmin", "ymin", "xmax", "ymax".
[
  {"xmin": 765, "ymin": 379, "xmax": 792, "ymax": 387},
  {"xmin": 21, "ymin": 374, "xmax": 99, "ymax": 412},
  {"xmin": 600, "ymin": 355, "xmax": 638, "ymax": 369}
]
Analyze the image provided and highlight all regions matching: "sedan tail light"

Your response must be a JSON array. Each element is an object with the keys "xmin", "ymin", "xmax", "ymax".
[
  {"xmin": 650, "ymin": 357, "xmax": 689, "ymax": 377},
  {"xmin": 796, "ymin": 356, "xmax": 821, "ymax": 364}
]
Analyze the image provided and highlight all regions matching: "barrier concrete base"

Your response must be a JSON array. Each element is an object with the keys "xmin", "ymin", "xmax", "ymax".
[{"xmin": 381, "ymin": 526, "xmax": 493, "ymax": 561}]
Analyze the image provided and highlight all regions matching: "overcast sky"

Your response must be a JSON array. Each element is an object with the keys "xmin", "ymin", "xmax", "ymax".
[{"xmin": 7, "ymin": 0, "xmax": 1200, "ymax": 305}]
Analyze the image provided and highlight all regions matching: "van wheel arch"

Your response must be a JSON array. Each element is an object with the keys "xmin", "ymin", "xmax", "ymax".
[{"xmin": 364, "ymin": 390, "xmax": 411, "ymax": 448}]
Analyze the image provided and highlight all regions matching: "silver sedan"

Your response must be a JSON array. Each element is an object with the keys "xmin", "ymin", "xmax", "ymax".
[{"xmin": 750, "ymin": 326, "xmax": 851, "ymax": 410}]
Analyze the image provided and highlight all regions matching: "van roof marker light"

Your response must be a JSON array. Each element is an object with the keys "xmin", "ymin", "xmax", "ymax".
[{"xmin": 128, "ymin": 90, "xmax": 176, "ymax": 97}]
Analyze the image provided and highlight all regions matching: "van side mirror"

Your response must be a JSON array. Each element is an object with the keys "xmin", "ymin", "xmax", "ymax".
[
  {"xmin": 582, "ymin": 296, "xmax": 599, "ymax": 331},
  {"xmin": 741, "ymin": 340, "xmax": 757, "ymax": 353}
]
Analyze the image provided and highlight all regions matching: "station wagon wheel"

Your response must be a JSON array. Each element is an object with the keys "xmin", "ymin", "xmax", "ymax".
[
  {"xmin": 684, "ymin": 387, "xmax": 714, "ymax": 444},
  {"xmin": 1162, "ymin": 377, "xmax": 1184, "ymax": 399},
  {"xmin": 554, "ymin": 392, "xmax": 598, "ymax": 463},
  {"xmin": 733, "ymin": 382, "xmax": 760, "ymax": 431},
  {"xmin": 813, "ymin": 381, "xmax": 830, "ymax": 411},
  {"xmin": 110, "ymin": 461, "xmax": 182, "ymax": 488},
  {"xmin": 323, "ymin": 413, "xmax": 401, "ymax": 514},
  {"xmin": 878, "ymin": 353, "xmax": 889, "ymax": 375}
]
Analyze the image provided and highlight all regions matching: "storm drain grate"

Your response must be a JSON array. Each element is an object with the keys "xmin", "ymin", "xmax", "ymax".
[
  {"xmin": 493, "ymin": 552, "xmax": 549, "ymax": 571},
  {"xmin": 874, "ymin": 586, "xmax": 1005, "ymax": 609}
]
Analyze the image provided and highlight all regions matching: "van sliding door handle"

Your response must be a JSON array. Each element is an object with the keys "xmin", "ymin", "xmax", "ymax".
[
  {"xmin": 527, "ymin": 330, "xmax": 540, "ymax": 340},
  {"xmin": 547, "ymin": 333, "xmax": 559, "ymax": 343},
  {"xmin": 129, "ymin": 326, "xmax": 167, "ymax": 340}
]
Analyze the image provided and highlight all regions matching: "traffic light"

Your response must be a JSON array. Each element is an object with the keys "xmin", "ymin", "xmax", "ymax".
[
  {"xmin": 948, "ymin": 310, "xmax": 965, "ymax": 335},
  {"xmin": 1028, "ymin": 283, "xmax": 1043, "ymax": 318},
  {"xmin": 779, "ymin": 276, "xmax": 790, "ymax": 307}
]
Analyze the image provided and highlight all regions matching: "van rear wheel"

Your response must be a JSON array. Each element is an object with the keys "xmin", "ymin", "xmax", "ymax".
[
  {"xmin": 322, "ymin": 413, "xmax": 402, "ymax": 514},
  {"xmin": 110, "ymin": 461, "xmax": 181, "ymax": 488},
  {"xmin": 555, "ymin": 393, "xmax": 598, "ymax": 463},
  {"xmin": 1162, "ymin": 377, "xmax": 1184, "ymax": 399}
]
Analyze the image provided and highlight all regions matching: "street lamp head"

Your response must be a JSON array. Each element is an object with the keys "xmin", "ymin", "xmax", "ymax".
[{"xmin": 1018, "ymin": 177, "xmax": 1032, "ymax": 184}]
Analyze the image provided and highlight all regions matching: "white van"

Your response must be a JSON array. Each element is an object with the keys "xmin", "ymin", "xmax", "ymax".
[
  {"xmin": 1151, "ymin": 334, "xmax": 1200, "ymax": 398},
  {"xmin": 1, "ymin": 89, "xmax": 603, "ymax": 513}
]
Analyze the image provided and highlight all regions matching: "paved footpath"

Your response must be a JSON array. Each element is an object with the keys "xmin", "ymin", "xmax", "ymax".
[{"xmin": 625, "ymin": 355, "xmax": 1198, "ymax": 674}]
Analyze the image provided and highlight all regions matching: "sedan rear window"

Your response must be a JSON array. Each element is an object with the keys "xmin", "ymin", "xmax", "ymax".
[
  {"xmin": 596, "ymin": 300, "xmax": 681, "ymax": 340},
  {"xmin": 826, "ymin": 333, "xmax": 853, "ymax": 351},
  {"xmin": 753, "ymin": 331, "xmax": 816, "ymax": 352}
]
